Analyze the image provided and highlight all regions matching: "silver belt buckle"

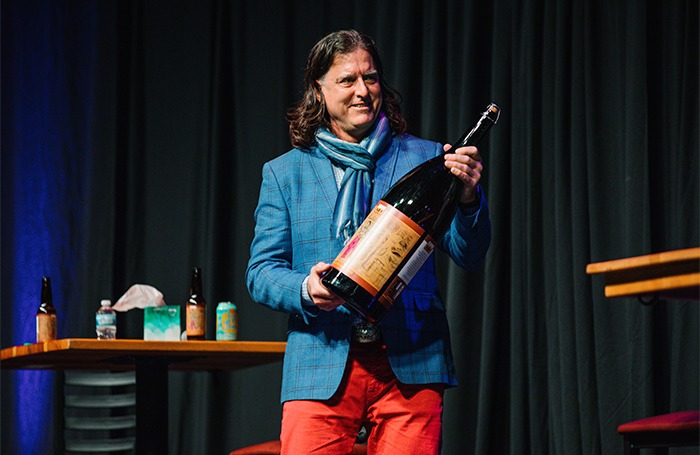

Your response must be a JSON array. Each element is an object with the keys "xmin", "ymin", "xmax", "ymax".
[{"xmin": 352, "ymin": 321, "xmax": 381, "ymax": 343}]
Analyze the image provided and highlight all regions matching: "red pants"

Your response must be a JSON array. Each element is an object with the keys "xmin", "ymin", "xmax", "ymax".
[{"xmin": 280, "ymin": 342, "xmax": 445, "ymax": 455}]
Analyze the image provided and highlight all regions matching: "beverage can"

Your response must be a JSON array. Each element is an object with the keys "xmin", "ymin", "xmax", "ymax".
[{"xmin": 216, "ymin": 302, "xmax": 237, "ymax": 341}]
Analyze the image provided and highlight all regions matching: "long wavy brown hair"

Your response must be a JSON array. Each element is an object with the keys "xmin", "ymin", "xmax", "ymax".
[{"xmin": 288, "ymin": 30, "xmax": 407, "ymax": 149}]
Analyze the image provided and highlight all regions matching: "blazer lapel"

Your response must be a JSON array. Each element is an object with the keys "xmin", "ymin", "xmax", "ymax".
[
  {"xmin": 308, "ymin": 148, "xmax": 338, "ymax": 212},
  {"xmin": 372, "ymin": 136, "xmax": 407, "ymax": 206}
]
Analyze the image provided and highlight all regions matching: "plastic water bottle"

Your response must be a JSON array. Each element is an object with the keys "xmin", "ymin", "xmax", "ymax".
[{"xmin": 96, "ymin": 299, "xmax": 117, "ymax": 339}]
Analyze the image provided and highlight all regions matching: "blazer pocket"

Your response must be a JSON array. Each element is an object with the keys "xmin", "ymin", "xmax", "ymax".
[{"xmin": 412, "ymin": 292, "xmax": 446, "ymax": 313}]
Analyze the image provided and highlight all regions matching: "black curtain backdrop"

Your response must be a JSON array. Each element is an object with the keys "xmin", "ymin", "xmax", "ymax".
[{"xmin": 2, "ymin": 0, "xmax": 698, "ymax": 454}]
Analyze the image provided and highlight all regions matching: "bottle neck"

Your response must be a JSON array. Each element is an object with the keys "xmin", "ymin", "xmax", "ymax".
[
  {"xmin": 445, "ymin": 103, "xmax": 500, "ymax": 153},
  {"xmin": 189, "ymin": 267, "xmax": 204, "ymax": 302},
  {"xmin": 189, "ymin": 284, "xmax": 203, "ymax": 300},
  {"xmin": 40, "ymin": 277, "xmax": 53, "ymax": 307}
]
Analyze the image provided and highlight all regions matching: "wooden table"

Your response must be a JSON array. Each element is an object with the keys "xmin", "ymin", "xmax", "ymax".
[
  {"xmin": 586, "ymin": 247, "xmax": 700, "ymax": 302},
  {"xmin": 1, "ymin": 338, "xmax": 286, "ymax": 455}
]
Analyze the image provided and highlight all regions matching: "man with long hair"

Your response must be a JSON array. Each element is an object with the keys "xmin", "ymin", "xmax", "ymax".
[{"xmin": 246, "ymin": 29, "xmax": 491, "ymax": 454}]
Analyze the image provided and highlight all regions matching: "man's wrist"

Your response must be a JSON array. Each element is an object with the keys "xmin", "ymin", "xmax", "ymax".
[
  {"xmin": 301, "ymin": 275, "xmax": 313, "ymax": 304},
  {"xmin": 462, "ymin": 185, "xmax": 482, "ymax": 208}
]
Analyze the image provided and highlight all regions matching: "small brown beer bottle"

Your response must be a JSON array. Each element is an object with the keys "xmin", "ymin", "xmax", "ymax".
[
  {"xmin": 185, "ymin": 267, "xmax": 206, "ymax": 340},
  {"xmin": 36, "ymin": 276, "xmax": 57, "ymax": 342}
]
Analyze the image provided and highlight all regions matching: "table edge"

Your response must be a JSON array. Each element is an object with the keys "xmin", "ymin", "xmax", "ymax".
[
  {"xmin": 1, "ymin": 338, "xmax": 287, "ymax": 364},
  {"xmin": 586, "ymin": 247, "xmax": 700, "ymax": 275}
]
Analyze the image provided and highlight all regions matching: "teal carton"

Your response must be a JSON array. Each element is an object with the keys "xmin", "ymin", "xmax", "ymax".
[{"xmin": 144, "ymin": 305, "xmax": 181, "ymax": 341}]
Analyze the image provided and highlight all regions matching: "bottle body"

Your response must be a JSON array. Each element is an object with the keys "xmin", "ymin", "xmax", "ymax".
[
  {"xmin": 36, "ymin": 311, "xmax": 57, "ymax": 342},
  {"xmin": 36, "ymin": 276, "xmax": 57, "ymax": 342},
  {"xmin": 186, "ymin": 267, "xmax": 206, "ymax": 340},
  {"xmin": 322, "ymin": 104, "xmax": 500, "ymax": 322},
  {"xmin": 96, "ymin": 299, "xmax": 117, "ymax": 339},
  {"xmin": 321, "ymin": 158, "xmax": 457, "ymax": 322}
]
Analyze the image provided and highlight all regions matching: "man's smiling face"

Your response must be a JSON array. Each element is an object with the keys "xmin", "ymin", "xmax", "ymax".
[{"xmin": 318, "ymin": 48, "xmax": 383, "ymax": 143}]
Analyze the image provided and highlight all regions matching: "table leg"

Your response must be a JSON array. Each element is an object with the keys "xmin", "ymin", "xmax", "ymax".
[{"xmin": 135, "ymin": 357, "xmax": 169, "ymax": 455}]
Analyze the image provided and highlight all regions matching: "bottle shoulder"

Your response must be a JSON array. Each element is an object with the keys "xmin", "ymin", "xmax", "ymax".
[{"xmin": 37, "ymin": 306, "xmax": 56, "ymax": 315}]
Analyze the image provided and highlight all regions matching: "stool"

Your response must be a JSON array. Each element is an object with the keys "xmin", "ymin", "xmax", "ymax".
[
  {"xmin": 229, "ymin": 440, "xmax": 367, "ymax": 455},
  {"xmin": 617, "ymin": 410, "xmax": 700, "ymax": 454}
]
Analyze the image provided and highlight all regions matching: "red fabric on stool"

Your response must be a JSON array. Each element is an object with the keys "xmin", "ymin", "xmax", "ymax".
[
  {"xmin": 618, "ymin": 410, "xmax": 700, "ymax": 434},
  {"xmin": 229, "ymin": 440, "xmax": 368, "ymax": 455},
  {"xmin": 617, "ymin": 410, "xmax": 700, "ymax": 454}
]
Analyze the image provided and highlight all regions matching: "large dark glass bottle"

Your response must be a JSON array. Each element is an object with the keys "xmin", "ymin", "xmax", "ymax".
[
  {"xmin": 322, "ymin": 103, "xmax": 500, "ymax": 322},
  {"xmin": 36, "ymin": 276, "xmax": 57, "ymax": 342},
  {"xmin": 185, "ymin": 267, "xmax": 206, "ymax": 340}
]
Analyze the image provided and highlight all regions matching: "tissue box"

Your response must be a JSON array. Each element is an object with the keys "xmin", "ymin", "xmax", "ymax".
[{"xmin": 144, "ymin": 305, "xmax": 181, "ymax": 341}]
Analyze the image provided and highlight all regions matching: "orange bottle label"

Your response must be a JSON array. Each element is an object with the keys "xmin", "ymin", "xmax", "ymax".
[
  {"xmin": 332, "ymin": 201, "xmax": 429, "ymax": 297},
  {"xmin": 36, "ymin": 313, "xmax": 57, "ymax": 342},
  {"xmin": 186, "ymin": 305, "xmax": 205, "ymax": 337}
]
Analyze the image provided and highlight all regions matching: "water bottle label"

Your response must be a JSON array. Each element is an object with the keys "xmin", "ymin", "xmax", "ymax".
[
  {"xmin": 96, "ymin": 314, "xmax": 116, "ymax": 326},
  {"xmin": 331, "ymin": 201, "xmax": 427, "ymax": 296}
]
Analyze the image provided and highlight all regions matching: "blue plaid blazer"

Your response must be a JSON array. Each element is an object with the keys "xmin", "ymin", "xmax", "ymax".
[{"xmin": 246, "ymin": 133, "xmax": 491, "ymax": 403}]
